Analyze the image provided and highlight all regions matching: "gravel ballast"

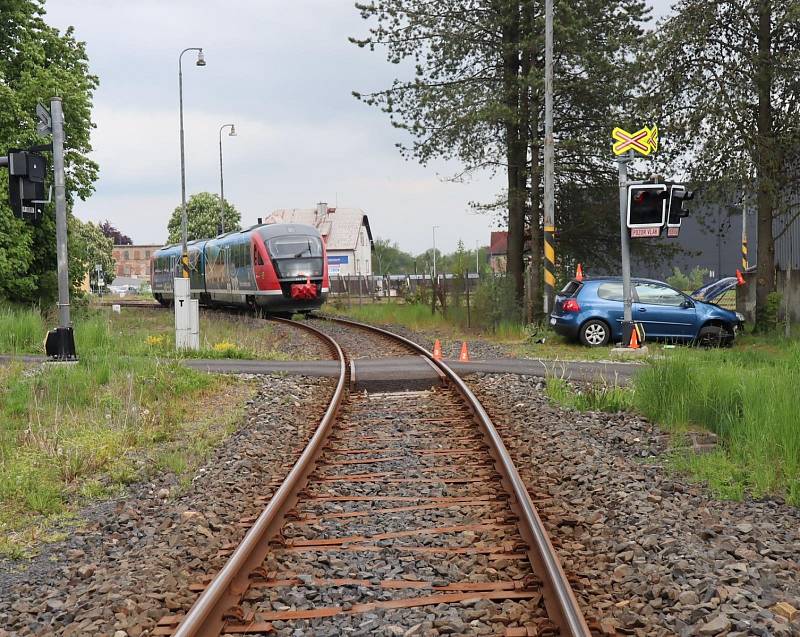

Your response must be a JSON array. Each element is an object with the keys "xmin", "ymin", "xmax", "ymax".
[
  {"xmin": 0, "ymin": 374, "xmax": 332, "ymax": 637},
  {"xmin": 472, "ymin": 372, "xmax": 800, "ymax": 637}
]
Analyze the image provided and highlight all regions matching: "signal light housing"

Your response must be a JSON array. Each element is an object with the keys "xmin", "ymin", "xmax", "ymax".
[
  {"xmin": 627, "ymin": 183, "xmax": 667, "ymax": 232},
  {"xmin": 627, "ymin": 181, "xmax": 694, "ymax": 239},
  {"xmin": 6, "ymin": 149, "xmax": 48, "ymax": 221}
]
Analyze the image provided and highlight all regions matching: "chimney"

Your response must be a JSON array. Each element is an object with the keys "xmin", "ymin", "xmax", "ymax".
[{"xmin": 257, "ymin": 217, "xmax": 262, "ymax": 225}]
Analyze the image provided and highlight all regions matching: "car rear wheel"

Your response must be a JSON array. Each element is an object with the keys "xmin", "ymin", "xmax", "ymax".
[
  {"xmin": 695, "ymin": 324, "xmax": 734, "ymax": 348},
  {"xmin": 579, "ymin": 319, "xmax": 610, "ymax": 347}
]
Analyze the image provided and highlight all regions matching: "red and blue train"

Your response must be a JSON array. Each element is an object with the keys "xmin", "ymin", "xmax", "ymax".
[{"xmin": 150, "ymin": 223, "xmax": 329, "ymax": 313}]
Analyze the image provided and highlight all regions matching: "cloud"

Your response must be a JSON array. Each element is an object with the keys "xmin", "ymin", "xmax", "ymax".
[{"xmin": 49, "ymin": 0, "xmax": 682, "ymax": 253}]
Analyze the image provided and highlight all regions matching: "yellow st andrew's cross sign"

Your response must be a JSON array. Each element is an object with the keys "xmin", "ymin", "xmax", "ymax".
[{"xmin": 612, "ymin": 125, "xmax": 658, "ymax": 156}]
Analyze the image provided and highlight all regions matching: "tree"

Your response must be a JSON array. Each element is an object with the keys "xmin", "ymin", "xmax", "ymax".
[
  {"xmin": 352, "ymin": 0, "xmax": 651, "ymax": 313},
  {"xmin": 647, "ymin": 0, "xmax": 800, "ymax": 329},
  {"xmin": 69, "ymin": 219, "xmax": 115, "ymax": 294},
  {"xmin": 352, "ymin": 1, "xmax": 528, "ymax": 304},
  {"xmin": 99, "ymin": 220, "xmax": 132, "ymax": 245},
  {"xmin": 166, "ymin": 192, "xmax": 241, "ymax": 244},
  {"xmin": 0, "ymin": 0, "xmax": 99, "ymax": 304},
  {"xmin": 372, "ymin": 238, "xmax": 415, "ymax": 274}
]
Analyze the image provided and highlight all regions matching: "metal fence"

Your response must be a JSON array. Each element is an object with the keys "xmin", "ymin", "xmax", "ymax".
[{"xmin": 328, "ymin": 273, "xmax": 481, "ymax": 299}]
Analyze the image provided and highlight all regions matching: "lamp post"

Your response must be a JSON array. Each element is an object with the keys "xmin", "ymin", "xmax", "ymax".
[
  {"xmin": 218, "ymin": 123, "xmax": 236, "ymax": 234},
  {"xmin": 432, "ymin": 225, "xmax": 440, "ymax": 280},
  {"xmin": 178, "ymin": 47, "xmax": 205, "ymax": 277}
]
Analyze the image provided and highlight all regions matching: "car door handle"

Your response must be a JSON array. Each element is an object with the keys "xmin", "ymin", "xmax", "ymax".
[{"xmin": 638, "ymin": 307, "xmax": 647, "ymax": 312}]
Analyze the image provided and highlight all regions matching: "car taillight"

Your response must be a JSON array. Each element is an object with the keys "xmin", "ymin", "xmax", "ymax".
[{"xmin": 562, "ymin": 298, "xmax": 581, "ymax": 312}]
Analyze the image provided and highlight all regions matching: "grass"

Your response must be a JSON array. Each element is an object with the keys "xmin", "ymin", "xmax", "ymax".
[
  {"xmin": 545, "ymin": 377, "xmax": 634, "ymax": 413},
  {"xmin": 0, "ymin": 306, "xmax": 46, "ymax": 354},
  {"xmin": 0, "ymin": 305, "xmax": 302, "ymax": 361},
  {"xmin": 0, "ymin": 304, "xmax": 265, "ymax": 557},
  {"xmin": 634, "ymin": 343, "xmax": 800, "ymax": 505},
  {"xmin": 537, "ymin": 327, "xmax": 800, "ymax": 506},
  {"xmin": 324, "ymin": 301, "xmax": 460, "ymax": 334},
  {"xmin": 324, "ymin": 299, "xmax": 640, "ymax": 360}
]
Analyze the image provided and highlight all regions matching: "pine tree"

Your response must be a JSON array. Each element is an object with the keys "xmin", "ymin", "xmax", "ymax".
[
  {"xmin": 648, "ymin": 0, "xmax": 800, "ymax": 329},
  {"xmin": 351, "ymin": 0, "xmax": 651, "ymax": 315}
]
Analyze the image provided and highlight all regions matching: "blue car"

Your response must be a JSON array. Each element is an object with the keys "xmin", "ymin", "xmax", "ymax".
[{"xmin": 550, "ymin": 277, "xmax": 745, "ymax": 347}]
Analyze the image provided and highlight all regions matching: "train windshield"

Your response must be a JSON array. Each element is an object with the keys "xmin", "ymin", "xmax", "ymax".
[
  {"xmin": 268, "ymin": 235, "xmax": 324, "ymax": 279},
  {"xmin": 268, "ymin": 235, "xmax": 323, "ymax": 259}
]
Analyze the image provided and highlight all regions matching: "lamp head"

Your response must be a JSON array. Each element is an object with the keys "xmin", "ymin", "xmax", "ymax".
[
  {"xmin": 196, "ymin": 49, "xmax": 206, "ymax": 66},
  {"xmin": 229, "ymin": 124, "xmax": 237, "ymax": 137}
]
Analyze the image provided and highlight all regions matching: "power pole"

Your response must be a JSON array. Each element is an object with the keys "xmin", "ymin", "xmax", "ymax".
[
  {"xmin": 543, "ymin": 0, "xmax": 556, "ymax": 314},
  {"xmin": 618, "ymin": 151, "xmax": 634, "ymax": 338},
  {"xmin": 51, "ymin": 97, "xmax": 78, "ymax": 359}
]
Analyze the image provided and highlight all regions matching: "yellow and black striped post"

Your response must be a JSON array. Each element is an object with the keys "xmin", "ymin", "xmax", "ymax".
[
  {"xmin": 741, "ymin": 195, "xmax": 748, "ymax": 271},
  {"xmin": 544, "ymin": 224, "xmax": 556, "ymax": 311},
  {"xmin": 741, "ymin": 239, "xmax": 748, "ymax": 271},
  {"xmin": 182, "ymin": 253, "xmax": 190, "ymax": 278}
]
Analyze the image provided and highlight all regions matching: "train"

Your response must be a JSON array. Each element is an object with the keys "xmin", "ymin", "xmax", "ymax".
[{"xmin": 150, "ymin": 222, "xmax": 329, "ymax": 313}]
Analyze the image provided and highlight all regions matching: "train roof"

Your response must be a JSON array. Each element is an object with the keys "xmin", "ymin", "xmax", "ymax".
[
  {"xmin": 205, "ymin": 222, "xmax": 322, "ymax": 244},
  {"xmin": 152, "ymin": 223, "xmax": 322, "ymax": 255}
]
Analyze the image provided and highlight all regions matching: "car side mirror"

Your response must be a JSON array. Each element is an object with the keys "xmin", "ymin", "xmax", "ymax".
[{"xmin": 681, "ymin": 299, "xmax": 694, "ymax": 309}]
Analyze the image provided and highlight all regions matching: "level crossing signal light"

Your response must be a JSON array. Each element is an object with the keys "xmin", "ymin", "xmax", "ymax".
[
  {"xmin": 627, "ymin": 183, "xmax": 667, "ymax": 237},
  {"xmin": 666, "ymin": 185, "xmax": 694, "ymax": 237},
  {"xmin": 627, "ymin": 181, "xmax": 694, "ymax": 238},
  {"xmin": 6, "ymin": 149, "xmax": 48, "ymax": 221}
]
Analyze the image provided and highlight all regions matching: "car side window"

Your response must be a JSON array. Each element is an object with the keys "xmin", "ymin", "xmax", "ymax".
[
  {"xmin": 635, "ymin": 282, "xmax": 685, "ymax": 306},
  {"xmin": 596, "ymin": 282, "xmax": 624, "ymax": 301}
]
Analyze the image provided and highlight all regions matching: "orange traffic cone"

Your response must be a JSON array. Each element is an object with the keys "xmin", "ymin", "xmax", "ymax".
[
  {"xmin": 432, "ymin": 339, "xmax": 443, "ymax": 360},
  {"xmin": 575, "ymin": 263, "xmax": 584, "ymax": 281},
  {"xmin": 736, "ymin": 269, "xmax": 745, "ymax": 286},
  {"xmin": 628, "ymin": 325, "xmax": 640, "ymax": 349},
  {"xmin": 459, "ymin": 341, "xmax": 470, "ymax": 362}
]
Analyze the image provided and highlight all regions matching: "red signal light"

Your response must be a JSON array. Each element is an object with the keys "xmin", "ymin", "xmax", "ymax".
[{"xmin": 562, "ymin": 298, "xmax": 581, "ymax": 312}]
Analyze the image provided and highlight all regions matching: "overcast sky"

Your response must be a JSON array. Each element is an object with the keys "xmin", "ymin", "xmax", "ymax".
[{"xmin": 45, "ymin": 0, "xmax": 674, "ymax": 254}]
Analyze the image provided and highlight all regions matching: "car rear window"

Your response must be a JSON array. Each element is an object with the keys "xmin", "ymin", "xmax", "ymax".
[
  {"xmin": 560, "ymin": 281, "xmax": 582, "ymax": 297},
  {"xmin": 597, "ymin": 282, "xmax": 624, "ymax": 301}
]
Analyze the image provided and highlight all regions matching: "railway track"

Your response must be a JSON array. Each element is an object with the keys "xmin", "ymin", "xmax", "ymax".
[{"xmin": 154, "ymin": 316, "xmax": 591, "ymax": 637}]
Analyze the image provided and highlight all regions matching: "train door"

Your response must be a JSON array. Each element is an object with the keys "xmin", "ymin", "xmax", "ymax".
[
  {"xmin": 224, "ymin": 246, "xmax": 232, "ymax": 300},
  {"xmin": 253, "ymin": 240, "xmax": 268, "ymax": 289}
]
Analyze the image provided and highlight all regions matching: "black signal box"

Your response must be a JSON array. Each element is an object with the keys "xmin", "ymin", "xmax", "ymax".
[{"xmin": 6, "ymin": 149, "xmax": 48, "ymax": 221}]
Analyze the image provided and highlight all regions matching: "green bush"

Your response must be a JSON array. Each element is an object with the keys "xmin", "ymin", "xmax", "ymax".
[
  {"xmin": 666, "ymin": 266, "xmax": 707, "ymax": 291},
  {"xmin": 472, "ymin": 276, "xmax": 521, "ymax": 332}
]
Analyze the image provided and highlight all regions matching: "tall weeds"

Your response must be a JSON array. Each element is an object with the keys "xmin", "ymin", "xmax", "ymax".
[{"xmin": 634, "ymin": 345, "xmax": 800, "ymax": 504}]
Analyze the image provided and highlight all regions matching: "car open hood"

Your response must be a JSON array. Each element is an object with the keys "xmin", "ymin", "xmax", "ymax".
[{"xmin": 691, "ymin": 277, "xmax": 738, "ymax": 302}]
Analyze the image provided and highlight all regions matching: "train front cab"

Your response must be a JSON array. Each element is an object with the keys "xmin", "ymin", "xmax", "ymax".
[{"xmin": 253, "ymin": 224, "xmax": 329, "ymax": 313}]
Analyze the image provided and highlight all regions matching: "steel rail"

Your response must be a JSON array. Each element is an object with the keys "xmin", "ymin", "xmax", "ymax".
[
  {"xmin": 322, "ymin": 316, "xmax": 591, "ymax": 637},
  {"xmin": 172, "ymin": 317, "xmax": 346, "ymax": 637}
]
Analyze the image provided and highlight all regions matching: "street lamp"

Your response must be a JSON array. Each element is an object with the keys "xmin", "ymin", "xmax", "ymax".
[
  {"xmin": 218, "ymin": 123, "xmax": 236, "ymax": 234},
  {"xmin": 432, "ymin": 225, "xmax": 440, "ymax": 280},
  {"xmin": 178, "ymin": 46, "xmax": 205, "ymax": 277}
]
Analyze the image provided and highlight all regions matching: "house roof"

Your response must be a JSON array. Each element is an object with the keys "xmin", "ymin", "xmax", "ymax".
[
  {"xmin": 490, "ymin": 231, "xmax": 508, "ymax": 255},
  {"xmin": 265, "ymin": 207, "xmax": 372, "ymax": 251}
]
